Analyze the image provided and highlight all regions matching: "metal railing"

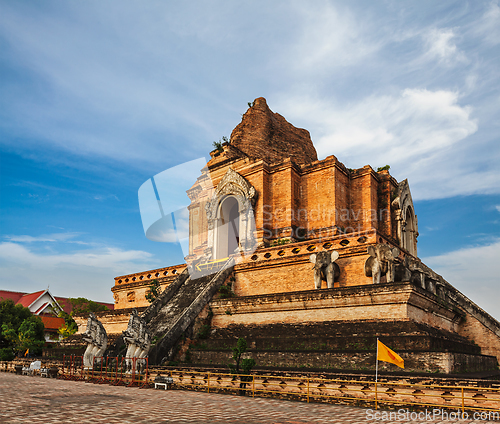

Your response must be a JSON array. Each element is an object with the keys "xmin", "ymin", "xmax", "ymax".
[
  {"xmin": 195, "ymin": 257, "xmax": 230, "ymax": 273},
  {"xmin": 59, "ymin": 355, "xmax": 87, "ymax": 381},
  {"xmin": 156, "ymin": 370, "xmax": 500, "ymax": 413},
  {"xmin": 59, "ymin": 355, "xmax": 149, "ymax": 387},
  {"xmin": 51, "ymin": 358, "xmax": 500, "ymax": 413},
  {"xmin": 88, "ymin": 356, "xmax": 149, "ymax": 388}
]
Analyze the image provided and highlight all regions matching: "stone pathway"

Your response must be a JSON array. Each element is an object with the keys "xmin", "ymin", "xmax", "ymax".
[{"xmin": 0, "ymin": 373, "xmax": 498, "ymax": 423}]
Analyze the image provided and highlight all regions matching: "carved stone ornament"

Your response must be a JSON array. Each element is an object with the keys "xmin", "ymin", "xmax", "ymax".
[
  {"xmin": 391, "ymin": 179, "xmax": 418, "ymax": 256},
  {"xmin": 365, "ymin": 244, "xmax": 400, "ymax": 285},
  {"xmin": 122, "ymin": 309, "xmax": 151, "ymax": 373},
  {"xmin": 405, "ymin": 256, "xmax": 439, "ymax": 294},
  {"xmin": 82, "ymin": 312, "xmax": 108, "ymax": 369},
  {"xmin": 205, "ymin": 168, "xmax": 257, "ymax": 219},
  {"xmin": 309, "ymin": 250, "xmax": 340, "ymax": 289},
  {"xmin": 205, "ymin": 168, "xmax": 258, "ymax": 258}
]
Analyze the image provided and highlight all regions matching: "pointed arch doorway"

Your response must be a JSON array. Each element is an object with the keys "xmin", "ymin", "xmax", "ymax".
[
  {"xmin": 215, "ymin": 196, "xmax": 240, "ymax": 259},
  {"xmin": 205, "ymin": 168, "xmax": 258, "ymax": 261}
]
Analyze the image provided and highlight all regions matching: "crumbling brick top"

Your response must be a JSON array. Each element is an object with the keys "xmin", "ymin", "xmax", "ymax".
[{"xmin": 229, "ymin": 97, "xmax": 318, "ymax": 165}]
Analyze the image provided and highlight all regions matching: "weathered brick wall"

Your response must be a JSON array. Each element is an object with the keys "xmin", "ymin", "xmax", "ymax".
[
  {"xmin": 459, "ymin": 314, "xmax": 500, "ymax": 363},
  {"xmin": 230, "ymin": 97, "xmax": 318, "ymax": 166},
  {"xmin": 113, "ymin": 230, "xmax": 385, "ymax": 308},
  {"xmin": 377, "ymin": 171, "xmax": 398, "ymax": 239},
  {"xmin": 74, "ymin": 307, "xmax": 147, "ymax": 335},
  {"xmin": 187, "ymin": 141, "xmax": 394, "ymax": 252},
  {"xmin": 112, "ymin": 264, "xmax": 185, "ymax": 310},
  {"xmin": 209, "ymin": 283, "xmax": 461, "ymax": 334},
  {"xmin": 232, "ymin": 232, "xmax": 377, "ymax": 296},
  {"xmin": 188, "ymin": 349, "xmax": 496, "ymax": 374}
]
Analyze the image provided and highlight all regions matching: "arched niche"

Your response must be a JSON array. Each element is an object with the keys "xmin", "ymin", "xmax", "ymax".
[
  {"xmin": 403, "ymin": 205, "xmax": 417, "ymax": 256},
  {"xmin": 391, "ymin": 179, "xmax": 418, "ymax": 256},
  {"xmin": 205, "ymin": 168, "xmax": 258, "ymax": 260},
  {"xmin": 215, "ymin": 196, "xmax": 240, "ymax": 259}
]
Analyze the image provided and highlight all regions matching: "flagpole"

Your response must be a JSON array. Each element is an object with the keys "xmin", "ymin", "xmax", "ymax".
[{"xmin": 375, "ymin": 337, "xmax": 379, "ymax": 410}]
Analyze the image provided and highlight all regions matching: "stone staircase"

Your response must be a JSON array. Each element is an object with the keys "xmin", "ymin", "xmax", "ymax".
[{"xmin": 145, "ymin": 259, "xmax": 234, "ymax": 365}]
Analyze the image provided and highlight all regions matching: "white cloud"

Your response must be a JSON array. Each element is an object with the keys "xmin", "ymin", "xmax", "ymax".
[
  {"xmin": 422, "ymin": 239, "xmax": 500, "ymax": 322},
  {"xmin": 94, "ymin": 194, "xmax": 119, "ymax": 202},
  {"xmin": 0, "ymin": 242, "xmax": 154, "ymax": 273},
  {"xmin": 495, "ymin": 205, "xmax": 500, "ymax": 213},
  {"xmin": 423, "ymin": 28, "xmax": 467, "ymax": 65},
  {"xmin": 4, "ymin": 232, "xmax": 82, "ymax": 243},
  {"xmin": 0, "ymin": 242, "xmax": 157, "ymax": 302},
  {"xmin": 281, "ymin": 88, "xmax": 476, "ymax": 161},
  {"xmin": 472, "ymin": 1, "xmax": 500, "ymax": 45},
  {"xmin": 287, "ymin": 2, "xmax": 378, "ymax": 74},
  {"xmin": 276, "ymin": 88, "xmax": 488, "ymax": 199}
]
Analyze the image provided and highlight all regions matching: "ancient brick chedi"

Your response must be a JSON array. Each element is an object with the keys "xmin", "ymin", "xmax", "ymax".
[{"xmin": 82, "ymin": 98, "xmax": 500, "ymax": 373}]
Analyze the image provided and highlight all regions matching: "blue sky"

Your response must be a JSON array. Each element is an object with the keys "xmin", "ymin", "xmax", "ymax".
[{"xmin": 0, "ymin": 1, "xmax": 499, "ymax": 318}]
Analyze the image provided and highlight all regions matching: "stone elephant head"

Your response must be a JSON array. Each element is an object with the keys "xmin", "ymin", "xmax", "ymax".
[
  {"xmin": 309, "ymin": 250, "xmax": 340, "ymax": 289},
  {"xmin": 365, "ymin": 244, "xmax": 400, "ymax": 284},
  {"xmin": 404, "ymin": 256, "xmax": 438, "ymax": 294}
]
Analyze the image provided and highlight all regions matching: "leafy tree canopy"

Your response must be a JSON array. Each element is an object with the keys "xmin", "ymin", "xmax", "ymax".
[
  {"xmin": 0, "ymin": 299, "xmax": 45, "ymax": 358},
  {"xmin": 145, "ymin": 279, "xmax": 161, "ymax": 303},
  {"xmin": 64, "ymin": 297, "xmax": 109, "ymax": 316},
  {"xmin": 55, "ymin": 297, "xmax": 109, "ymax": 339},
  {"xmin": 229, "ymin": 337, "xmax": 256, "ymax": 375}
]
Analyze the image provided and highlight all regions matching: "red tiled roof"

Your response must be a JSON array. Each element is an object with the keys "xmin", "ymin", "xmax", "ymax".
[
  {"xmin": 17, "ymin": 290, "xmax": 45, "ymax": 308},
  {"xmin": 40, "ymin": 316, "xmax": 65, "ymax": 331},
  {"xmin": 0, "ymin": 290, "xmax": 25, "ymax": 303},
  {"xmin": 0, "ymin": 290, "xmax": 114, "ymax": 313}
]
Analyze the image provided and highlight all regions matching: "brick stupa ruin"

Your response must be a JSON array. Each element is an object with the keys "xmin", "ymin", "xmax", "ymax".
[{"xmin": 77, "ymin": 97, "xmax": 500, "ymax": 374}]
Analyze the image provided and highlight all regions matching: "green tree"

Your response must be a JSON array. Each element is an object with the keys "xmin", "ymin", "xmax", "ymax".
[
  {"xmin": 55, "ymin": 297, "xmax": 109, "ymax": 339},
  {"xmin": 2, "ymin": 319, "xmax": 45, "ymax": 355},
  {"xmin": 212, "ymin": 140, "xmax": 223, "ymax": 153},
  {"xmin": 0, "ymin": 299, "xmax": 45, "ymax": 358},
  {"xmin": 145, "ymin": 279, "xmax": 161, "ymax": 303},
  {"xmin": 65, "ymin": 297, "xmax": 109, "ymax": 316},
  {"xmin": 57, "ymin": 318, "xmax": 78, "ymax": 339},
  {"xmin": 228, "ymin": 338, "xmax": 256, "ymax": 395}
]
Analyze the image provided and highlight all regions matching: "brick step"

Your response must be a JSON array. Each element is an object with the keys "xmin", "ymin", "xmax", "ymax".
[
  {"xmin": 187, "ymin": 349, "xmax": 498, "ymax": 374},
  {"xmin": 198, "ymin": 320, "xmax": 480, "ymax": 354}
]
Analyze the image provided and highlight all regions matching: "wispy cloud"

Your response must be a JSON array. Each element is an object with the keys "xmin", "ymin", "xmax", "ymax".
[
  {"xmin": 276, "ymin": 88, "xmax": 487, "ymax": 200},
  {"xmin": 94, "ymin": 194, "xmax": 120, "ymax": 202},
  {"xmin": 471, "ymin": 0, "xmax": 500, "ymax": 45},
  {"xmin": 0, "ymin": 241, "xmax": 158, "ymax": 301},
  {"xmin": 422, "ymin": 28, "xmax": 467, "ymax": 65},
  {"xmin": 286, "ymin": 2, "xmax": 379, "ymax": 75},
  {"xmin": 423, "ymin": 238, "xmax": 500, "ymax": 321},
  {"xmin": 4, "ymin": 232, "xmax": 83, "ymax": 243},
  {"xmin": 0, "ymin": 242, "xmax": 153, "ymax": 271}
]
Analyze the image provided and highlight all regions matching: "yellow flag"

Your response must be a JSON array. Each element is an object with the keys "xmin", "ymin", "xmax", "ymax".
[{"xmin": 377, "ymin": 340, "xmax": 404, "ymax": 368}]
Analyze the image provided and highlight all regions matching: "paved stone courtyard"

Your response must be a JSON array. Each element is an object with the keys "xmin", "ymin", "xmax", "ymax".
[{"xmin": 0, "ymin": 373, "xmax": 498, "ymax": 423}]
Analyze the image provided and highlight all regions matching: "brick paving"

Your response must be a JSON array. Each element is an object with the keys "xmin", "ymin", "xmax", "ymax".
[{"xmin": 0, "ymin": 373, "xmax": 498, "ymax": 423}]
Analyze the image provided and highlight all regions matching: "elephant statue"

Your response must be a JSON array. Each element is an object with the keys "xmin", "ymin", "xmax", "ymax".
[
  {"xmin": 364, "ymin": 244, "xmax": 400, "ymax": 284},
  {"xmin": 406, "ymin": 256, "xmax": 438, "ymax": 294},
  {"xmin": 309, "ymin": 250, "xmax": 340, "ymax": 289}
]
